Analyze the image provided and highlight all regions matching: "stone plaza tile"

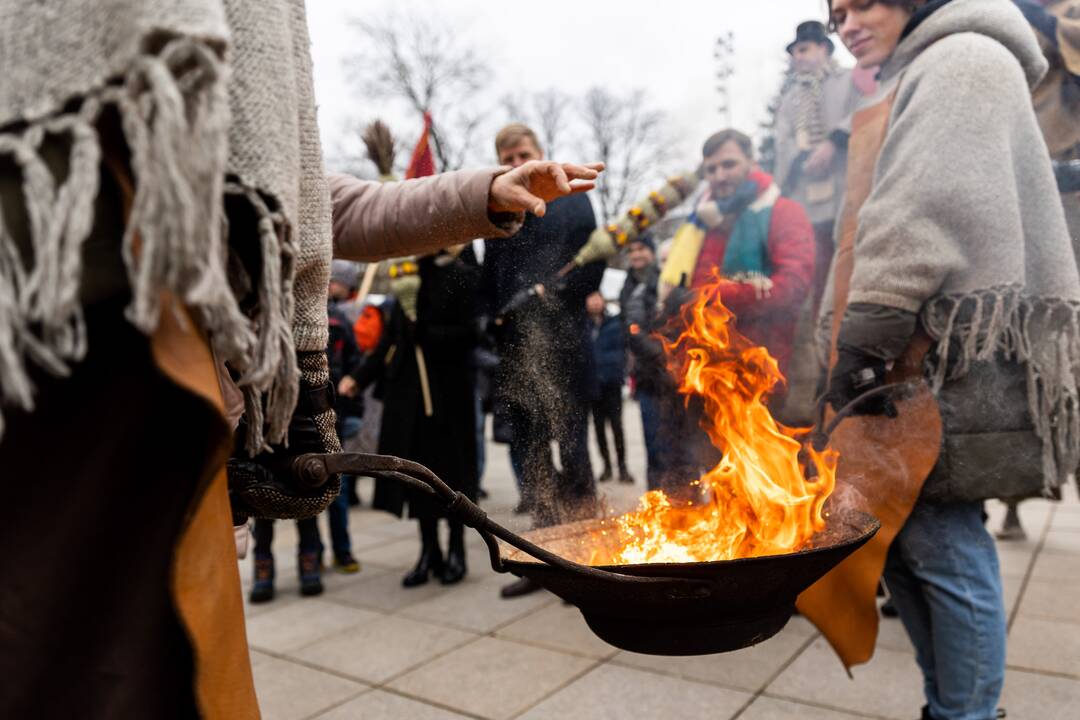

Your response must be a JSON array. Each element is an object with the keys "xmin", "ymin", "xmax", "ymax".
[
  {"xmin": 1029, "ymin": 549, "xmax": 1080, "ymax": 584},
  {"xmin": 250, "ymin": 649, "xmax": 275, "ymax": 669},
  {"xmin": 872, "ymin": 616, "xmax": 914, "ymax": 654},
  {"xmin": 322, "ymin": 566, "xmax": 450, "ymax": 614},
  {"xmin": 243, "ymin": 585, "xmax": 302, "ymax": 619},
  {"xmin": 516, "ymin": 664, "xmax": 752, "ymax": 720},
  {"xmin": 251, "ymin": 654, "xmax": 366, "ymax": 720},
  {"xmin": 363, "ymin": 517, "xmax": 425, "ymax": 540},
  {"xmin": 494, "ymin": 601, "xmax": 620, "ymax": 659},
  {"xmin": 314, "ymin": 690, "xmax": 471, "ymax": 719},
  {"xmin": 1050, "ymin": 510, "xmax": 1080, "ymax": 531},
  {"xmin": 767, "ymin": 638, "xmax": 925, "ymax": 720},
  {"xmin": 1049, "ymin": 509, "xmax": 1080, "ymax": 533},
  {"xmin": 1001, "ymin": 668, "xmax": 1080, "ymax": 720},
  {"xmin": 1041, "ymin": 529, "xmax": 1080, "ymax": 556},
  {"xmin": 1007, "ymin": 616, "xmax": 1080, "ymax": 678},
  {"xmin": 399, "ymin": 575, "xmax": 556, "ymax": 633},
  {"xmin": 346, "ymin": 507, "xmax": 406, "ymax": 530},
  {"xmin": 348, "ymin": 527, "xmax": 419, "ymax": 552},
  {"xmin": 996, "ymin": 546, "xmax": 1038, "ymax": 579},
  {"xmin": 1015, "ymin": 578, "xmax": 1080, "ymax": 624},
  {"xmin": 740, "ymin": 696, "xmax": 875, "ymax": 719},
  {"xmin": 361, "ymin": 538, "xmax": 428, "ymax": 570},
  {"xmin": 291, "ymin": 614, "xmax": 476, "ymax": 684},
  {"xmin": 783, "ymin": 614, "xmax": 821, "ymax": 637},
  {"xmin": 610, "ymin": 623, "xmax": 812, "ymax": 692},
  {"xmin": 245, "ymin": 598, "xmax": 382, "ymax": 654},
  {"xmin": 387, "ymin": 636, "xmax": 596, "ymax": 720}
]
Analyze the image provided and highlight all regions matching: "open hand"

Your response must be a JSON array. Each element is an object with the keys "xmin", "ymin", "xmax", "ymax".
[
  {"xmin": 488, "ymin": 161, "xmax": 605, "ymax": 217},
  {"xmin": 338, "ymin": 375, "xmax": 358, "ymax": 398}
]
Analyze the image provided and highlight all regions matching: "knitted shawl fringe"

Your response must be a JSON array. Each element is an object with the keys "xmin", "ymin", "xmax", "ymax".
[
  {"xmin": 0, "ymin": 37, "xmax": 297, "ymax": 454},
  {"xmin": 920, "ymin": 284, "xmax": 1080, "ymax": 493}
]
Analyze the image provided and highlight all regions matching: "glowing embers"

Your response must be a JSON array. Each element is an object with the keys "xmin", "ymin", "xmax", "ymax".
[{"xmin": 591, "ymin": 279, "xmax": 837, "ymax": 565}]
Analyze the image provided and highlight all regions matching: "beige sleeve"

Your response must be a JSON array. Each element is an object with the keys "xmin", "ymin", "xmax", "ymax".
[{"xmin": 328, "ymin": 168, "xmax": 523, "ymax": 261}]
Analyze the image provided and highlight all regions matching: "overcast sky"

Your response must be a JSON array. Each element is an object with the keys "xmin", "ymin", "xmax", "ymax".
[{"xmin": 306, "ymin": 0, "xmax": 848, "ymax": 173}]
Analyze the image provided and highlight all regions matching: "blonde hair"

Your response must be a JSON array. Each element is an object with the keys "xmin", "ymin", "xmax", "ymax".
[{"xmin": 494, "ymin": 123, "xmax": 541, "ymax": 156}]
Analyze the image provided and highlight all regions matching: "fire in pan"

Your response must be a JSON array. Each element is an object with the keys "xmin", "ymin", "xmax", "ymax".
[{"xmin": 289, "ymin": 452, "xmax": 878, "ymax": 656}]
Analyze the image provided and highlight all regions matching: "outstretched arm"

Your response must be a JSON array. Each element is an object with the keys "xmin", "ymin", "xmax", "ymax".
[{"xmin": 330, "ymin": 161, "xmax": 603, "ymax": 261}]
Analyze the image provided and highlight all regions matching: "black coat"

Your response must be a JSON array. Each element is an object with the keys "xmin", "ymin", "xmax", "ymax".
[
  {"xmin": 479, "ymin": 193, "xmax": 603, "ymax": 401},
  {"xmin": 618, "ymin": 264, "xmax": 664, "ymax": 392},
  {"xmin": 327, "ymin": 303, "xmax": 365, "ymax": 420},
  {"xmin": 589, "ymin": 313, "xmax": 626, "ymax": 388},
  {"xmin": 356, "ymin": 250, "xmax": 480, "ymax": 518}
]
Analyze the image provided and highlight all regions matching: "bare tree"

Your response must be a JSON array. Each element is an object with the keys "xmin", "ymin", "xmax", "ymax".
[
  {"xmin": 499, "ymin": 88, "xmax": 572, "ymax": 159},
  {"xmin": 578, "ymin": 87, "xmax": 671, "ymax": 220},
  {"xmin": 346, "ymin": 13, "xmax": 491, "ymax": 171}
]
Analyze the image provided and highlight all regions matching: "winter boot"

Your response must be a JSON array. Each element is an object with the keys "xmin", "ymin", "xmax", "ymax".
[
  {"xmin": 441, "ymin": 520, "xmax": 467, "ymax": 585},
  {"xmin": 298, "ymin": 551, "xmax": 323, "ymax": 597},
  {"xmin": 403, "ymin": 518, "xmax": 443, "ymax": 588},
  {"xmin": 995, "ymin": 502, "xmax": 1026, "ymax": 541},
  {"xmin": 249, "ymin": 553, "xmax": 275, "ymax": 604}
]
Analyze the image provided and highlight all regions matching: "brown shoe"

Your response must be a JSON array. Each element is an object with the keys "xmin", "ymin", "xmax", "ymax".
[{"xmin": 500, "ymin": 576, "xmax": 542, "ymax": 599}]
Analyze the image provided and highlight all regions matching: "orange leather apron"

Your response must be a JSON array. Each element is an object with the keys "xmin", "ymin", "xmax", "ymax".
[{"xmin": 795, "ymin": 92, "xmax": 944, "ymax": 669}]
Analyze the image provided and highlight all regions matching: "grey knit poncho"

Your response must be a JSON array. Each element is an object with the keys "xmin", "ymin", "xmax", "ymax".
[
  {"xmin": 0, "ymin": 0, "xmax": 331, "ymax": 451},
  {"xmin": 820, "ymin": 0, "xmax": 1080, "ymax": 493}
]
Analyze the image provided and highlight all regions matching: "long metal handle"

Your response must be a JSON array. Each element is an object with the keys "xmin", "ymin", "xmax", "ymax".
[
  {"xmin": 807, "ymin": 381, "xmax": 916, "ymax": 452},
  {"xmin": 291, "ymin": 452, "xmax": 712, "ymax": 595}
]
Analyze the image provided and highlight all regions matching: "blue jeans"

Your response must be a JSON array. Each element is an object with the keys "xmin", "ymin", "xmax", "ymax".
[
  {"xmin": 883, "ymin": 501, "xmax": 1006, "ymax": 720},
  {"xmin": 253, "ymin": 517, "xmax": 322, "ymax": 556},
  {"xmin": 328, "ymin": 416, "xmax": 363, "ymax": 556}
]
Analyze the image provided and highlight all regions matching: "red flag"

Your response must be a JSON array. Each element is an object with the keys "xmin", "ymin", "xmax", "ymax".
[{"xmin": 405, "ymin": 112, "xmax": 436, "ymax": 179}]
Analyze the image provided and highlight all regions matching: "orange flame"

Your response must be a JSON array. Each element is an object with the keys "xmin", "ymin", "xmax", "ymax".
[{"xmin": 591, "ymin": 280, "xmax": 837, "ymax": 565}]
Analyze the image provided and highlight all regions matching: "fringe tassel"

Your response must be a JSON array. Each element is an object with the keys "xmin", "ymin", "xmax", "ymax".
[
  {"xmin": 922, "ymin": 285, "xmax": 1080, "ymax": 493},
  {"xmin": 0, "ymin": 37, "xmax": 298, "ymax": 454},
  {"xmin": 224, "ymin": 183, "xmax": 299, "ymax": 454}
]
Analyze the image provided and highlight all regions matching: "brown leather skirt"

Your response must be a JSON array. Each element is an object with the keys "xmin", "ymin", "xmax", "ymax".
[{"xmin": 0, "ymin": 298, "xmax": 256, "ymax": 718}]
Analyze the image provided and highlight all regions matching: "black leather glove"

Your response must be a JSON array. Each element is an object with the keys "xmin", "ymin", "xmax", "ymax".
[
  {"xmin": 494, "ymin": 285, "xmax": 541, "ymax": 326},
  {"xmin": 662, "ymin": 285, "xmax": 694, "ymax": 320},
  {"xmin": 825, "ymin": 345, "xmax": 897, "ymax": 418},
  {"xmin": 227, "ymin": 351, "xmax": 343, "ymax": 524}
]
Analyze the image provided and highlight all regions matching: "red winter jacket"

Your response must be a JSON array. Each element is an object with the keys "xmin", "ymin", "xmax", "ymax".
[{"xmin": 690, "ymin": 172, "xmax": 814, "ymax": 377}]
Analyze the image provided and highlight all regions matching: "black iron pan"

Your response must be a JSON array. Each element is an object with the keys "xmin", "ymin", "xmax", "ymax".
[{"xmin": 288, "ymin": 452, "xmax": 878, "ymax": 656}]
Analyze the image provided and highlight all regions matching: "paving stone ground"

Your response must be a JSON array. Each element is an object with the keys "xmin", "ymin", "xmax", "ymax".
[{"xmin": 242, "ymin": 401, "xmax": 1080, "ymax": 720}]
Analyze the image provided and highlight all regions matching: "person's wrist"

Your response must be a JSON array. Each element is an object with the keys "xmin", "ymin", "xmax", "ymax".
[{"xmin": 487, "ymin": 166, "xmax": 516, "ymax": 214}]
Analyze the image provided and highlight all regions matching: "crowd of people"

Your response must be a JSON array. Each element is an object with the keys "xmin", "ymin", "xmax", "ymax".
[{"xmin": 1, "ymin": 0, "xmax": 1078, "ymax": 718}]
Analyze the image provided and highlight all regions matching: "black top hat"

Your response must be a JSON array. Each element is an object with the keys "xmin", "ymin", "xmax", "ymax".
[{"xmin": 786, "ymin": 20, "xmax": 835, "ymax": 55}]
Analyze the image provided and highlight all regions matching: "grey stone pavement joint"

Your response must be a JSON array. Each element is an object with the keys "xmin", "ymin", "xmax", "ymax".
[{"xmin": 245, "ymin": 403, "xmax": 1080, "ymax": 719}]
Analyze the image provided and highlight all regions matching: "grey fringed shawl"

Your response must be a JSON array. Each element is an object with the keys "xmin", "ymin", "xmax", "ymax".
[
  {"xmin": 0, "ymin": 0, "xmax": 331, "ymax": 452},
  {"xmin": 820, "ymin": 0, "xmax": 1080, "ymax": 492}
]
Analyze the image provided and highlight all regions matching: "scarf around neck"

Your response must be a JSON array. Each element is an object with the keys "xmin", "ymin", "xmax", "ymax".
[{"xmin": 661, "ymin": 174, "xmax": 780, "ymax": 288}]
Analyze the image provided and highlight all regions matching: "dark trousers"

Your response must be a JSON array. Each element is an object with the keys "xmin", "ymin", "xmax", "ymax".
[
  {"xmin": 591, "ymin": 382, "xmax": 627, "ymax": 473},
  {"xmin": 509, "ymin": 396, "xmax": 595, "ymax": 528},
  {"xmin": 253, "ymin": 517, "xmax": 322, "ymax": 557}
]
